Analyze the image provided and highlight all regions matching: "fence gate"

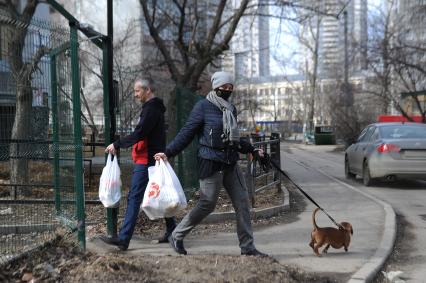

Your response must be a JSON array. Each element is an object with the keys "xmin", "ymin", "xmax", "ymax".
[{"xmin": 49, "ymin": 26, "xmax": 85, "ymax": 248}]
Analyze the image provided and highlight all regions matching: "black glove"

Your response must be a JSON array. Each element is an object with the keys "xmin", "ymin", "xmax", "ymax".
[{"xmin": 253, "ymin": 150, "xmax": 271, "ymax": 172}]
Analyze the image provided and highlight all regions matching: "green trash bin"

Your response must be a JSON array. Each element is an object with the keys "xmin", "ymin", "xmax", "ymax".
[{"xmin": 314, "ymin": 125, "xmax": 335, "ymax": 145}]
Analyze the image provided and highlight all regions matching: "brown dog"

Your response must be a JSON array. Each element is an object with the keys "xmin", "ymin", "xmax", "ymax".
[{"xmin": 309, "ymin": 208, "xmax": 353, "ymax": 256}]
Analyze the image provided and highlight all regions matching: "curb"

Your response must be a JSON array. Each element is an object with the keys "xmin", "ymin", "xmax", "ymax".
[
  {"xmin": 314, "ymin": 167, "xmax": 397, "ymax": 283},
  {"xmin": 202, "ymin": 185, "xmax": 290, "ymax": 224}
]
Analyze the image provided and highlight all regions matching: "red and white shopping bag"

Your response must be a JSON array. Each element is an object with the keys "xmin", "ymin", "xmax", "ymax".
[{"xmin": 141, "ymin": 159, "xmax": 187, "ymax": 220}]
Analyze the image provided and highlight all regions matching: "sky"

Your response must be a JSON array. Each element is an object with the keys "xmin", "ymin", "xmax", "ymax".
[
  {"xmin": 269, "ymin": 0, "xmax": 385, "ymax": 77},
  {"xmin": 34, "ymin": 0, "xmax": 385, "ymax": 78},
  {"xmin": 269, "ymin": 6, "xmax": 300, "ymax": 76}
]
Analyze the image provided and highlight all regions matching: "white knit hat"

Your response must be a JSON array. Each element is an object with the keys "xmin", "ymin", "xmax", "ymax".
[{"xmin": 211, "ymin": 71, "xmax": 234, "ymax": 90}]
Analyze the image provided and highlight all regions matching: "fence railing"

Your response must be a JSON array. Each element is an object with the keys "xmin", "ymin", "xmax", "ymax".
[
  {"xmin": 241, "ymin": 134, "xmax": 282, "ymax": 208},
  {"xmin": 0, "ymin": 133, "xmax": 282, "ymax": 265}
]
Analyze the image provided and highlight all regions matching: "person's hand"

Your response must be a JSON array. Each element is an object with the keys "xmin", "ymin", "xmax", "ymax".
[
  {"xmin": 154, "ymin": 152, "xmax": 167, "ymax": 161},
  {"xmin": 105, "ymin": 143, "xmax": 116, "ymax": 155},
  {"xmin": 254, "ymin": 148, "xmax": 264, "ymax": 158}
]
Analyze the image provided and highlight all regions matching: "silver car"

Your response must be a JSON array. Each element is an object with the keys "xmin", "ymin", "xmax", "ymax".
[{"xmin": 345, "ymin": 122, "xmax": 426, "ymax": 186}]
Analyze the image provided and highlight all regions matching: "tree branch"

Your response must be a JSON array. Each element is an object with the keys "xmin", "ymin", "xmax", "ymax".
[
  {"xmin": 174, "ymin": 0, "xmax": 190, "ymax": 68},
  {"xmin": 21, "ymin": 0, "xmax": 38, "ymax": 22},
  {"xmin": 210, "ymin": 0, "xmax": 249, "ymax": 58},
  {"xmin": 204, "ymin": 0, "xmax": 226, "ymax": 51},
  {"xmin": 140, "ymin": 0, "xmax": 181, "ymax": 82},
  {"xmin": 21, "ymin": 45, "xmax": 50, "ymax": 80}
]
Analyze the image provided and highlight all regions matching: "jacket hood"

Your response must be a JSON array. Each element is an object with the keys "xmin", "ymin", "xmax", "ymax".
[{"xmin": 144, "ymin": 96, "xmax": 166, "ymax": 113}]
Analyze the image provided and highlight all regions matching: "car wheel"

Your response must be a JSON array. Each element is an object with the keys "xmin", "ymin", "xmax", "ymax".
[
  {"xmin": 363, "ymin": 161, "xmax": 374, "ymax": 186},
  {"xmin": 345, "ymin": 157, "xmax": 356, "ymax": 179}
]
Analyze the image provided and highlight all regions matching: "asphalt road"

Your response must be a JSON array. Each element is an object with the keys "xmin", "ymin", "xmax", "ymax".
[{"xmin": 285, "ymin": 142, "xmax": 426, "ymax": 283}]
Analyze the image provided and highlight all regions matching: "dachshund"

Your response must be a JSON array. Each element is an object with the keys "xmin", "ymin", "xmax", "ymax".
[{"xmin": 309, "ymin": 208, "xmax": 353, "ymax": 256}]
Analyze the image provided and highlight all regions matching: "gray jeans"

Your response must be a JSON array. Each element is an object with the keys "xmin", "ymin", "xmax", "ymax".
[{"xmin": 172, "ymin": 163, "xmax": 256, "ymax": 252}]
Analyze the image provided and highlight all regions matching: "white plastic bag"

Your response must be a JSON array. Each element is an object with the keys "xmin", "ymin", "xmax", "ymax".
[
  {"xmin": 99, "ymin": 153, "xmax": 122, "ymax": 208},
  {"xmin": 141, "ymin": 159, "xmax": 187, "ymax": 219}
]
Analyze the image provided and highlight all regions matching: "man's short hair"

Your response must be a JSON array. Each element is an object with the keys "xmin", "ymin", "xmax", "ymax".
[{"xmin": 135, "ymin": 77, "xmax": 155, "ymax": 92}]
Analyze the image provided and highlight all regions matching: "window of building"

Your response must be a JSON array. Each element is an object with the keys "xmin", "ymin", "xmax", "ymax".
[{"xmin": 234, "ymin": 52, "xmax": 248, "ymax": 79}]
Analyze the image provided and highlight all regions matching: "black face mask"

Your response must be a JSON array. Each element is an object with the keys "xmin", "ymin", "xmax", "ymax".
[{"xmin": 216, "ymin": 89, "xmax": 233, "ymax": 100}]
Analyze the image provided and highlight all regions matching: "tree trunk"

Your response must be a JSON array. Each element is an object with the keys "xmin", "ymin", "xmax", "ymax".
[
  {"xmin": 307, "ymin": 16, "xmax": 321, "ymax": 133},
  {"xmin": 10, "ymin": 79, "xmax": 32, "ymax": 197}
]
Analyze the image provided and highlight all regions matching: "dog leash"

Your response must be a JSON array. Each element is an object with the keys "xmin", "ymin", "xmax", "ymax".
[{"xmin": 253, "ymin": 152, "xmax": 344, "ymax": 230}]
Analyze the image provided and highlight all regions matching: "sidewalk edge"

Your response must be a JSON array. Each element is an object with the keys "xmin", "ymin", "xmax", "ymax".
[{"xmin": 315, "ymin": 168, "xmax": 396, "ymax": 283}]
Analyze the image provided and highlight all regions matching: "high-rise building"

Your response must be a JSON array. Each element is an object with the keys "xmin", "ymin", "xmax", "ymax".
[
  {"xmin": 299, "ymin": 0, "xmax": 368, "ymax": 77},
  {"xmin": 222, "ymin": 0, "xmax": 270, "ymax": 81},
  {"xmin": 394, "ymin": 0, "xmax": 426, "ymax": 114}
]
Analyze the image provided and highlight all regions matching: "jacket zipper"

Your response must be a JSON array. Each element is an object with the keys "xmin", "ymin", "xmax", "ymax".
[{"xmin": 210, "ymin": 128, "xmax": 213, "ymax": 147}]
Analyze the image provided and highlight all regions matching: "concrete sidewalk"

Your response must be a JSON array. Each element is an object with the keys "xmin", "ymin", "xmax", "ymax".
[{"xmin": 87, "ymin": 146, "xmax": 395, "ymax": 282}]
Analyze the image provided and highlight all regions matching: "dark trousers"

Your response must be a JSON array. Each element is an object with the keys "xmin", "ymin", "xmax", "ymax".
[{"xmin": 119, "ymin": 164, "xmax": 176, "ymax": 244}]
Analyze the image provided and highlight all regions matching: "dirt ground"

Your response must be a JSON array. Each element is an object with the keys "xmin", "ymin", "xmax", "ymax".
[
  {"xmin": 0, "ymin": 161, "xmax": 338, "ymax": 282},
  {"xmin": 371, "ymin": 214, "xmax": 412, "ymax": 283},
  {"xmin": 0, "ymin": 193, "xmax": 337, "ymax": 283},
  {"xmin": 0, "ymin": 229, "xmax": 336, "ymax": 283}
]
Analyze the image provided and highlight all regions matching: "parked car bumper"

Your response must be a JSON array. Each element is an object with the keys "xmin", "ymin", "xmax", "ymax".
[{"xmin": 369, "ymin": 154, "xmax": 426, "ymax": 179}]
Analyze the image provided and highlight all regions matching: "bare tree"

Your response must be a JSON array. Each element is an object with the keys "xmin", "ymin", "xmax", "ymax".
[
  {"xmin": 233, "ymin": 84, "xmax": 271, "ymax": 130},
  {"xmin": 271, "ymin": 13, "xmax": 321, "ymax": 138},
  {"xmin": 364, "ymin": 0, "xmax": 395, "ymax": 114},
  {"xmin": 366, "ymin": 0, "xmax": 426, "ymax": 123},
  {"xmin": 139, "ymin": 0, "xmax": 250, "ymax": 136},
  {"xmin": 78, "ymin": 19, "xmax": 148, "ymax": 138},
  {"xmin": 1, "ymin": 0, "xmax": 46, "ymax": 195},
  {"xmin": 300, "ymin": 14, "xmax": 321, "ymax": 133}
]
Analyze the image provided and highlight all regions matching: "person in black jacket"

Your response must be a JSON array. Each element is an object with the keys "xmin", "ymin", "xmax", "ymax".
[
  {"xmin": 155, "ymin": 71, "xmax": 267, "ymax": 257},
  {"xmin": 101, "ymin": 78, "xmax": 176, "ymax": 250}
]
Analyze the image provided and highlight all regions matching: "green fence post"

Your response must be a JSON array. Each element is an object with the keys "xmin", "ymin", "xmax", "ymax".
[
  {"xmin": 174, "ymin": 86, "xmax": 201, "ymax": 195},
  {"xmin": 176, "ymin": 86, "xmax": 184, "ymax": 186},
  {"xmin": 70, "ymin": 23, "xmax": 86, "ymax": 249},
  {"xmin": 50, "ymin": 54, "xmax": 61, "ymax": 215},
  {"xmin": 103, "ymin": 41, "xmax": 118, "ymax": 238}
]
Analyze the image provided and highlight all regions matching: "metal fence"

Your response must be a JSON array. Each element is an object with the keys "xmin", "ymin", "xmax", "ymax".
[
  {"xmin": 0, "ymin": 10, "xmax": 87, "ymax": 264},
  {"xmin": 0, "ymin": 8, "xmax": 283, "ymax": 266},
  {"xmin": 243, "ymin": 134, "xmax": 282, "ymax": 207}
]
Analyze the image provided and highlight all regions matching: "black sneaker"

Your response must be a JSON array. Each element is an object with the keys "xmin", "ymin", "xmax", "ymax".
[
  {"xmin": 99, "ymin": 235, "xmax": 129, "ymax": 251},
  {"xmin": 241, "ymin": 249, "xmax": 268, "ymax": 257},
  {"xmin": 117, "ymin": 241, "xmax": 129, "ymax": 251},
  {"xmin": 168, "ymin": 235, "xmax": 187, "ymax": 255}
]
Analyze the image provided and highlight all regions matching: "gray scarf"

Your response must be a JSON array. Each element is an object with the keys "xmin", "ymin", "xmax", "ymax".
[{"xmin": 206, "ymin": 91, "xmax": 240, "ymax": 144}]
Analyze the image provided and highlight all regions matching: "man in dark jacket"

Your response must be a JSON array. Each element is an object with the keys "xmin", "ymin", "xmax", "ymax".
[
  {"xmin": 101, "ymin": 78, "xmax": 176, "ymax": 250},
  {"xmin": 155, "ymin": 71, "xmax": 267, "ymax": 257}
]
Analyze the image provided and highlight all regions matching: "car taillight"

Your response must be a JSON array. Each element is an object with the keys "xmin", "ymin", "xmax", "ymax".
[{"xmin": 377, "ymin": 143, "xmax": 401, "ymax": 153}]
